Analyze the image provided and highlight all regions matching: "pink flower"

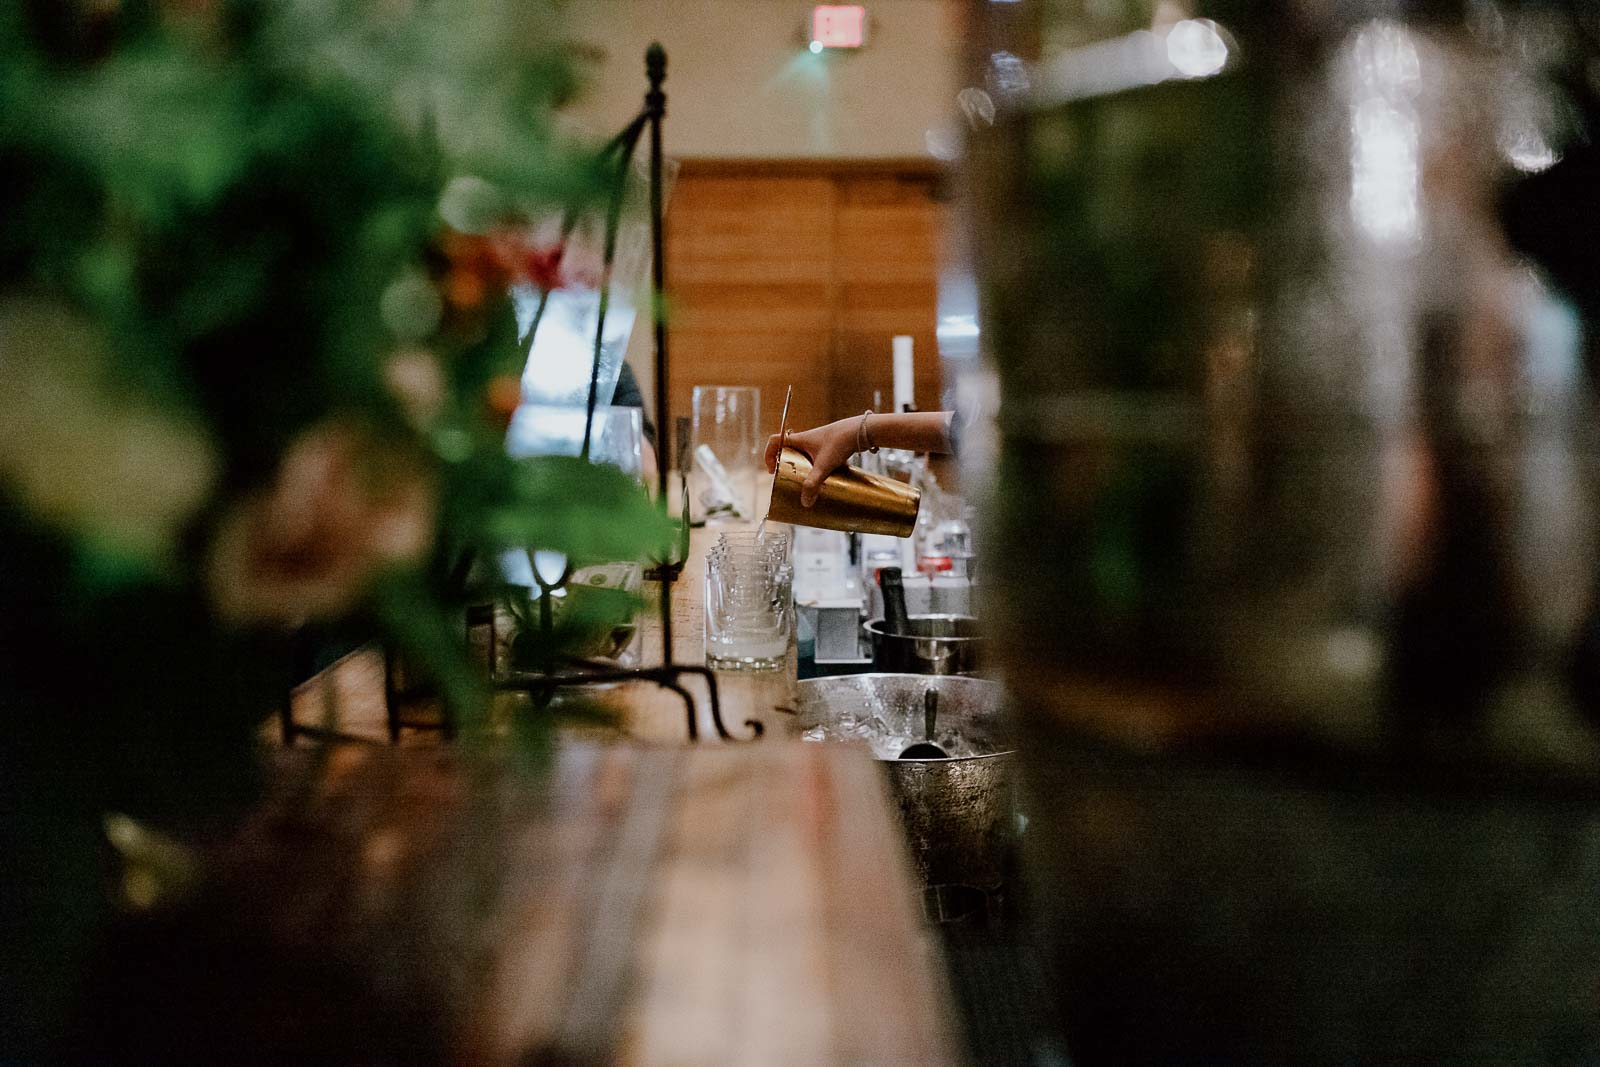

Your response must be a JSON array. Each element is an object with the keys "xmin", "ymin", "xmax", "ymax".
[
  {"xmin": 205, "ymin": 422, "xmax": 436, "ymax": 625},
  {"xmin": 487, "ymin": 228, "xmax": 566, "ymax": 291}
]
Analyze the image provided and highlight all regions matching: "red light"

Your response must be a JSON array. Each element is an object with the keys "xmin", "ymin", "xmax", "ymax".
[{"xmin": 811, "ymin": 5, "xmax": 866, "ymax": 49}]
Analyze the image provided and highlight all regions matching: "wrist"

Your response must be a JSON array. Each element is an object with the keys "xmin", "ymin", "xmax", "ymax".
[{"xmin": 854, "ymin": 410, "xmax": 879, "ymax": 455}]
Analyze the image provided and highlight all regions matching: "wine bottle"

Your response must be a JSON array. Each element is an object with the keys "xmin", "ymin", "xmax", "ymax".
[{"xmin": 879, "ymin": 566, "xmax": 910, "ymax": 636}]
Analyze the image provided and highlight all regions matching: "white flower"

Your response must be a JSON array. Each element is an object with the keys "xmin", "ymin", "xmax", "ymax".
[{"xmin": 0, "ymin": 298, "xmax": 217, "ymax": 565}]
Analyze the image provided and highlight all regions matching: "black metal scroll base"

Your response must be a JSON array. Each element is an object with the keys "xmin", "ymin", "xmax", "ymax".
[
  {"xmin": 278, "ymin": 622, "xmax": 467, "ymax": 747},
  {"xmin": 496, "ymin": 659, "xmax": 761, "ymax": 743}
]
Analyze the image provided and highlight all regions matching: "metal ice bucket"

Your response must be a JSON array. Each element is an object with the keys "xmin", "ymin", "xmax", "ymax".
[
  {"xmin": 863, "ymin": 614, "xmax": 984, "ymax": 676},
  {"xmin": 795, "ymin": 674, "xmax": 1015, "ymax": 921}
]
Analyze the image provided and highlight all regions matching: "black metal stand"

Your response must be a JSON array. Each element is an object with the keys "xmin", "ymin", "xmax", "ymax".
[
  {"xmin": 279, "ymin": 622, "xmax": 461, "ymax": 747},
  {"xmin": 284, "ymin": 47, "xmax": 745, "ymax": 748},
  {"xmin": 492, "ymin": 44, "xmax": 750, "ymax": 744},
  {"xmin": 496, "ymin": 659, "xmax": 761, "ymax": 743}
]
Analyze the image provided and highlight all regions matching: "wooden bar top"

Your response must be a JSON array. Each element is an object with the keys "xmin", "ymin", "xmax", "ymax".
[
  {"xmin": 230, "ymin": 508, "xmax": 962, "ymax": 1064},
  {"xmin": 86, "ymin": 741, "xmax": 958, "ymax": 1065}
]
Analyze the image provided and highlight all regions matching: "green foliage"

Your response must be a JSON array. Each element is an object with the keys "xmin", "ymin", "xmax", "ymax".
[
  {"xmin": 0, "ymin": 0, "xmax": 599, "ymax": 436},
  {"xmin": 372, "ymin": 569, "xmax": 492, "ymax": 729},
  {"xmin": 486, "ymin": 455, "xmax": 678, "ymax": 565},
  {"xmin": 0, "ymin": 0, "xmax": 646, "ymax": 720},
  {"xmin": 0, "ymin": 3, "xmax": 665, "ymax": 1047},
  {"xmin": 503, "ymin": 579, "xmax": 640, "ymax": 670}
]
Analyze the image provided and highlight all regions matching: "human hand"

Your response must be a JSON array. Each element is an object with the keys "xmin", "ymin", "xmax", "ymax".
[{"xmin": 764, "ymin": 417, "xmax": 859, "ymax": 507}]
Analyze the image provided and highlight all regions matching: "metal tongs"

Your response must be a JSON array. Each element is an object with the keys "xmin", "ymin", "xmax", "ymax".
[{"xmin": 755, "ymin": 383, "xmax": 792, "ymax": 543}]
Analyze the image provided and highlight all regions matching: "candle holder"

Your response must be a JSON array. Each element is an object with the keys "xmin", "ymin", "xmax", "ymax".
[{"xmin": 473, "ymin": 44, "xmax": 751, "ymax": 743}]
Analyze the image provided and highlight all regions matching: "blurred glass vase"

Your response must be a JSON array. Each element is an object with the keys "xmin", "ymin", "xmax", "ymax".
[
  {"xmin": 499, "ymin": 405, "xmax": 645, "ymax": 668},
  {"xmin": 690, "ymin": 385, "xmax": 760, "ymax": 523}
]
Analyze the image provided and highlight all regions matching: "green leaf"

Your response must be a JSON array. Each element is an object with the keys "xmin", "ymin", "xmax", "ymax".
[
  {"xmin": 502, "ymin": 579, "xmax": 641, "ymax": 667},
  {"xmin": 69, "ymin": 536, "xmax": 164, "ymax": 595},
  {"xmin": 371, "ymin": 571, "xmax": 488, "ymax": 733},
  {"xmin": 484, "ymin": 455, "xmax": 676, "ymax": 565}
]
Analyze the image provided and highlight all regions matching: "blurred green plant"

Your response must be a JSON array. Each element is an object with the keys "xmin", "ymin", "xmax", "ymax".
[
  {"xmin": 0, "ymin": 0, "xmax": 675, "ymax": 704},
  {"xmin": 0, "ymin": 0, "xmax": 673, "ymax": 1052}
]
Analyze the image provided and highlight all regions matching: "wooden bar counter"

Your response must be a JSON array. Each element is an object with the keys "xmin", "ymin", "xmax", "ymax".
[{"xmin": 162, "ymin": 520, "xmax": 960, "ymax": 1065}]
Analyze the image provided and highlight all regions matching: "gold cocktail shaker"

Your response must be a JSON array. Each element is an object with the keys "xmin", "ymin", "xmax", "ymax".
[{"xmin": 766, "ymin": 446, "xmax": 920, "ymax": 538}]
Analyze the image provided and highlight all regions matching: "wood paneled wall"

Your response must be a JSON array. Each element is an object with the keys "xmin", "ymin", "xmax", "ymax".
[{"xmin": 665, "ymin": 160, "xmax": 948, "ymax": 442}]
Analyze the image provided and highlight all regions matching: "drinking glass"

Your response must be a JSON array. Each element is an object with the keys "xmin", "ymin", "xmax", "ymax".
[
  {"xmin": 704, "ymin": 531, "xmax": 793, "ymax": 671},
  {"xmin": 690, "ymin": 385, "xmax": 760, "ymax": 523}
]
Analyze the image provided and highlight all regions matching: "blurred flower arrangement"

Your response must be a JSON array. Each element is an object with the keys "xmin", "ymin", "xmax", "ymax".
[
  {"xmin": 0, "ymin": 0, "xmax": 675, "ymax": 697},
  {"xmin": 0, "ymin": 0, "xmax": 672, "ymax": 1050}
]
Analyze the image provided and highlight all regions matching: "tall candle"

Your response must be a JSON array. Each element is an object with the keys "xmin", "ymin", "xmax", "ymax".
[{"xmin": 892, "ymin": 335, "xmax": 915, "ymax": 412}]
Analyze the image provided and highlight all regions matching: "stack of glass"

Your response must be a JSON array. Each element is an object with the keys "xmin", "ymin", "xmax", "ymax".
[{"xmin": 704, "ymin": 531, "xmax": 793, "ymax": 671}]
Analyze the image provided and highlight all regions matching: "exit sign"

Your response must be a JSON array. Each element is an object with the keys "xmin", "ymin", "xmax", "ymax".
[{"xmin": 811, "ymin": 5, "xmax": 867, "ymax": 50}]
